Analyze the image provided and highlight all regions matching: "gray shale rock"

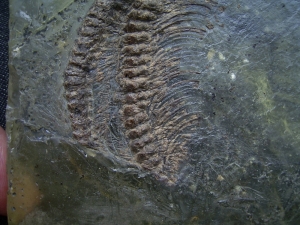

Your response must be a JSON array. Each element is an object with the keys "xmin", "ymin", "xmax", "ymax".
[{"xmin": 8, "ymin": 0, "xmax": 300, "ymax": 224}]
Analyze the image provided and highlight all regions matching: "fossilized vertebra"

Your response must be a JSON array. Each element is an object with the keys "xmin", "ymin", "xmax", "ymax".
[{"xmin": 64, "ymin": 0, "xmax": 221, "ymax": 185}]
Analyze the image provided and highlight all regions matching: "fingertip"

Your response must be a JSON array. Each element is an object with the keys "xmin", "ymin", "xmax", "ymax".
[{"xmin": 0, "ymin": 127, "xmax": 7, "ymax": 216}]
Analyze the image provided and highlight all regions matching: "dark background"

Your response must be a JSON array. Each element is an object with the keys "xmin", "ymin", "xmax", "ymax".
[
  {"xmin": 0, "ymin": 0, "xmax": 8, "ymax": 130},
  {"xmin": 0, "ymin": 0, "xmax": 9, "ymax": 224}
]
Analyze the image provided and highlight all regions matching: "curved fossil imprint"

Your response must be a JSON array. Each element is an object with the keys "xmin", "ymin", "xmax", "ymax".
[{"xmin": 64, "ymin": 0, "xmax": 223, "ymax": 185}]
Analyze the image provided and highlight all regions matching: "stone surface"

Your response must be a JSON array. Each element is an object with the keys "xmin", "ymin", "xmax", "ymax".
[{"xmin": 7, "ymin": 0, "xmax": 300, "ymax": 224}]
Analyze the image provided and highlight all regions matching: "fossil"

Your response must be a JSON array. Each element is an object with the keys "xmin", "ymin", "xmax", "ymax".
[
  {"xmin": 7, "ymin": 0, "xmax": 300, "ymax": 223},
  {"xmin": 64, "ymin": 0, "xmax": 222, "ymax": 185}
]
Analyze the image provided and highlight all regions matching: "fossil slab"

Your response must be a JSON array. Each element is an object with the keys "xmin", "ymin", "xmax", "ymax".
[{"xmin": 7, "ymin": 0, "xmax": 300, "ymax": 224}]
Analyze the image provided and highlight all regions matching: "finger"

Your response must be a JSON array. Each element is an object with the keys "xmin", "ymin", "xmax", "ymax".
[{"xmin": 0, "ymin": 127, "xmax": 7, "ymax": 216}]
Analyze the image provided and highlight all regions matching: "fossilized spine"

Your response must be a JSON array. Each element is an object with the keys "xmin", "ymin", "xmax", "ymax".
[
  {"xmin": 116, "ymin": 1, "xmax": 183, "ymax": 183},
  {"xmin": 65, "ymin": 0, "xmax": 216, "ymax": 185},
  {"xmin": 64, "ymin": 2, "xmax": 107, "ymax": 147}
]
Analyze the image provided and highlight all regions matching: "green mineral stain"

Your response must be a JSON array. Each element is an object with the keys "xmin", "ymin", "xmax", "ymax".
[{"xmin": 254, "ymin": 72, "xmax": 274, "ymax": 114}]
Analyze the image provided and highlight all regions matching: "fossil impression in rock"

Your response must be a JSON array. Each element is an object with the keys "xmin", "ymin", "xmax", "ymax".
[{"xmin": 64, "ymin": 0, "xmax": 221, "ymax": 185}]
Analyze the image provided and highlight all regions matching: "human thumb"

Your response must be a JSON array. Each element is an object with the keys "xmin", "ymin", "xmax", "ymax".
[{"xmin": 0, "ymin": 127, "xmax": 7, "ymax": 216}]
